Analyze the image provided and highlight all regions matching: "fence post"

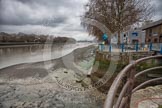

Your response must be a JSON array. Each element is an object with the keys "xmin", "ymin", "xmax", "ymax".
[
  {"xmin": 135, "ymin": 42, "xmax": 138, "ymax": 52},
  {"xmin": 102, "ymin": 44, "xmax": 104, "ymax": 51},
  {"xmin": 160, "ymin": 44, "xmax": 162, "ymax": 54},
  {"xmin": 99, "ymin": 44, "xmax": 101, "ymax": 51},
  {"xmin": 149, "ymin": 43, "xmax": 152, "ymax": 51},
  {"xmin": 109, "ymin": 44, "xmax": 112, "ymax": 53},
  {"xmin": 121, "ymin": 43, "xmax": 124, "ymax": 52},
  {"xmin": 142, "ymin": 43, "xmax": 145, "ymax": 51},
  {"xmin": 99, "ymin": 43, "xmax": 104, "ymax": 51}
]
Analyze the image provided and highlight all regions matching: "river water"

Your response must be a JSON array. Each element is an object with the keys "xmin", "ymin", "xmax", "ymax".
[{"xmin": 0, "ymin": 42, "xmax": 93, "ymax": 69}]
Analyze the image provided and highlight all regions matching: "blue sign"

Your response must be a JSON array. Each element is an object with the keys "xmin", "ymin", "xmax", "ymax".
[
  {"xmin": 102, "ymin": 33, "xmax": 108, "ymax": 41},
  {"xmin": 132, "ymin": 32, "xmax": 138, "ymax": 36}
]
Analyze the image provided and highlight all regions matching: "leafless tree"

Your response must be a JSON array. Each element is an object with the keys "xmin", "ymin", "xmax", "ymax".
[{"xmin": 82, "ymin": 0, "xmax": 154, "ymax": 44}]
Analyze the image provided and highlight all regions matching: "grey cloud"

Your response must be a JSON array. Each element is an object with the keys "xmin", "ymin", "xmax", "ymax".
[
  {"xmin": 0, "ymin": 0, "xmax": 78, "ymax": 26},
  {"xmin": 156, "ymin": 0, "xmax": 162, "ymax": 16},
  {"xmin": 16, "ymin": 0, "xmax": 75, "ymax": 7},
  {"xmin": 0, "ymin": 0, "xmax": 161, "ymax": 27},
  {"xmin": 151, "ymin": 0, "xmax": 162, "ymax": 20},
  {"xmin": 0, "ymin": 0, "xmax": 90, "ymax": 40},
  {"xmin": 16, "ymin": 0, "xmax": 35, "ymax": 4}
]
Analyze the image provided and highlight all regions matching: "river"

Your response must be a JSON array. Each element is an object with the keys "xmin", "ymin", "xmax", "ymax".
[{"xmin": 0, "ymin": 42, "xmax": 93, "ymax": 69}]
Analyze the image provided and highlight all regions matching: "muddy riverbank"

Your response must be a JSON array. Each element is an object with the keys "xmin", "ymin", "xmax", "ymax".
[{"xmin": 0, "ymin": 45, "xmax": 106, "ymax": 108}]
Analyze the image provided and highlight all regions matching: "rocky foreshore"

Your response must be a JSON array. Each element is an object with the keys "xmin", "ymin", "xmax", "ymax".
[{"xmin": 131, "ymin": 85, "xmax": 162, "ymax": 108}]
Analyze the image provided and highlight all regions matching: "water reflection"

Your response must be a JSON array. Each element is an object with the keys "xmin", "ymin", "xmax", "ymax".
[{"xmin": 0, "ymin": 43, "xmax": 92, "ymax": 69}]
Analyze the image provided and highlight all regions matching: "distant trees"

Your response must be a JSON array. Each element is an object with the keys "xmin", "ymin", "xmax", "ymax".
[
  {"xmin": 82, "ymin": 0, "xmax": 154, "ymax": 44},
  {"xmin": 0, "ymin": 32, "xmax": 76, "ymax": 44}
]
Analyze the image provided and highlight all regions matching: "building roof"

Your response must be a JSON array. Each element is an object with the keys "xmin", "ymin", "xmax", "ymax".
[{"xmin": 142, "ymin": 19, "xmax": 162, "ymax": 30}]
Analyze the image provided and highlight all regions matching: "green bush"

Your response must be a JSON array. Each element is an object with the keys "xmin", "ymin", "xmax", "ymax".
[
  {"xmin": 136, "ymin": 60, "xmax": 157, "ymax": 72},
  {"xmin": 159, "ymin": 105, "xmax": 162, "ymax": 108}
]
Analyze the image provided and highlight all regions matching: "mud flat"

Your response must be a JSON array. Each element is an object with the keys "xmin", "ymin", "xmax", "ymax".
[{"xmin": 0, "ymin": 45, "xmax": 105, "ymax": 108}]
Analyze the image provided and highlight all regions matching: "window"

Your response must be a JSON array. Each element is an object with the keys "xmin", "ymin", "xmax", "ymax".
[
  {"xmin": 160, "ymin": 35, "xmax": 162, "ymax": 42},
  {"xmin": 154, "ymin": 38, "xmax": 158, "ymax": 43},
  {"xmin": 160, "ymin": 34, "xmax": 162, "ymax": 37},
  {"xmin": 132, "ymin": 40, "xmax": 138, "ymax": 44},
  {"xmin": 152, "ymin": 26, "xmax": 159, "ymax": 36}
]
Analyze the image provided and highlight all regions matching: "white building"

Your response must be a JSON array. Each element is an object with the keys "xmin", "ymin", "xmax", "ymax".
[{"xmin": 120, "ymin": 29, "xmax": 145, "ymax": 44}]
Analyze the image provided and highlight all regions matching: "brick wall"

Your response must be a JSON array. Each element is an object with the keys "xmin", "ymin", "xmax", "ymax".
[{"xmin": 145, "ymin": 24, "xmax": 162, "ymax": 43}]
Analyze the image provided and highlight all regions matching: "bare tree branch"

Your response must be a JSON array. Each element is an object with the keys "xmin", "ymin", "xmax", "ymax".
[{"xmin": 82, "ymin": 0, "xmax": 154, "ymax": 43}]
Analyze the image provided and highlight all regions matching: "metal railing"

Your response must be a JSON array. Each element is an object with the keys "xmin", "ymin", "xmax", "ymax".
[
  {"xmin": 104, "ymin": 55, "xmax": 162, "ymax": 108},
  {"xmin": 98, "ymin": 43, "xmax": 162, "ymax": 53}
]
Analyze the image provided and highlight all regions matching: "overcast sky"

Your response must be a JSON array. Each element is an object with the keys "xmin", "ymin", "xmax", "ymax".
[{"xmin": 0, "ymin": 0, "xmax": 162, "ymax": 40}]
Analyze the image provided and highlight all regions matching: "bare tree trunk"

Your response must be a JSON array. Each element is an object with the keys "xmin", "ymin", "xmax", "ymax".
[{"xmin": 118, "ymin": 31, "xmax": 121, "ymax": 47}]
